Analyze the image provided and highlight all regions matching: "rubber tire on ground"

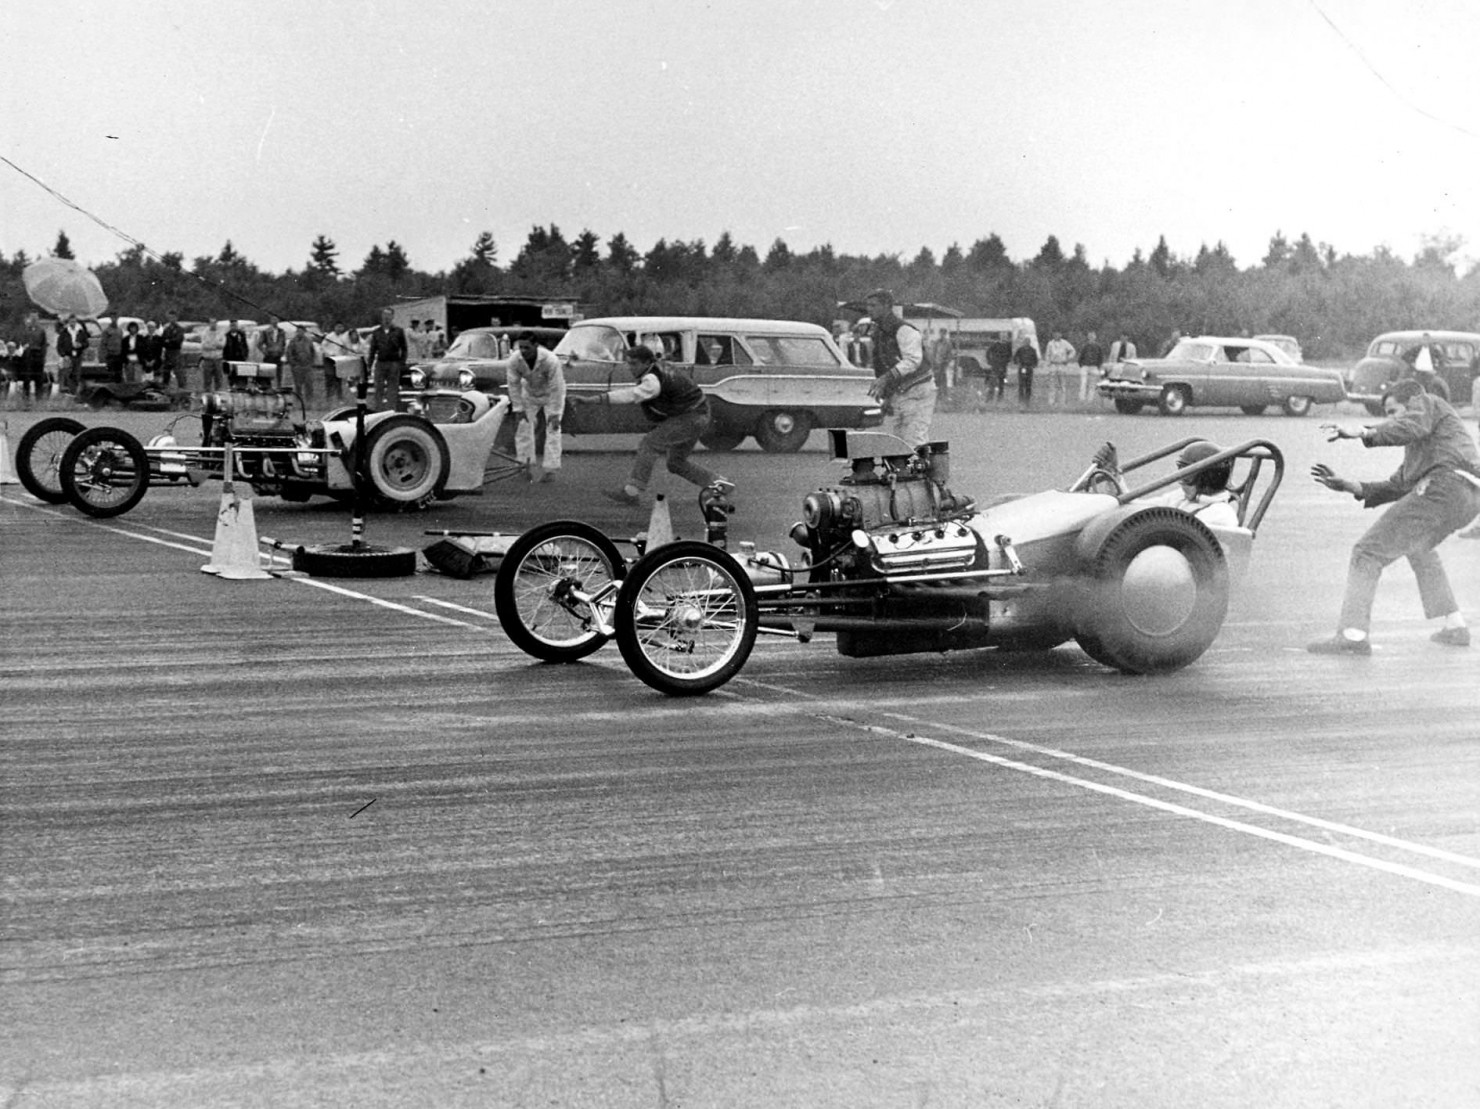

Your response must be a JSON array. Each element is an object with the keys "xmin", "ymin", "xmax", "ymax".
[
  {"xmin": 58, "ymin": 426, "xmax": 150, "ymax": 518},
  {"xmin": 493, "ymin": 520, "xmax": 626, "ymax": 662},
  {"xmin": 1158, "ymin": 385, "xmax": 1190, "ymax": 416},
  {"xmin": 292, "ymin": 543, "xmax": 417, "ymax": 578},
  {"xmin": 700, "ymin": 427, "xmax": 747, "ymax": 452},
  {"xmin": 1073, "ymin": 507, "xmax": 1229, "ymax": 674},
  {"xmin": 1113, "ymin": 398, "xmax": 1142, "ymax": 415},
  {"xmin": 753, "ymin": 409, "xmax": 813, "ymax": 453},
  {"xmin": 362, "ymin": 415, "xmax": 450, "ymax": 507},
  {"xmin": 15, "ymin": 417, "xmax": 85, "ymax": 503},
  {"xmin": 1283, "ymin": 394, "xmax": 1313, "ymax": 417},
  {"xmin": 1240, "ymin": 405, "xmax": 1267, "ymax": 416},
  {"xmin": 614, "ymin": 540, "xmax": 759, "ymax": 696}
]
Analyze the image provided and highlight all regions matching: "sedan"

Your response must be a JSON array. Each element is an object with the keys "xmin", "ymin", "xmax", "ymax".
[{"xmin": 1099, "ymin": 335, "xmax": 1346, "ymax": 416}]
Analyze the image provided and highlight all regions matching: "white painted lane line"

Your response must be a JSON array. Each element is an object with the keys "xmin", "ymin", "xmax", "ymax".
[
  {"xmin": 811, "ymin": 713, "xmax": 1480, "ymax": 899},
  {"xmin": 289, "ymin": 578, "xmax": 493, "ymax": 631},
  {"xmin": 737, "ymin": 675, "xmax": 1480, "ymax": 873},
  {"xmin": 413, "ymin": 595, "xmax": 498, "ymax": 620}
]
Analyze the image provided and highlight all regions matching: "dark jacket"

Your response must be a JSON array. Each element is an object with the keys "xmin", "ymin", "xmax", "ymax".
[
  {"xmin": 140, "ymin": 333, "xmax": 165, "ymax": 368},
  {"xmin": 222, "ymin": 328, "xmax": 250, "ymax": 363},
  {"xmin": 366, "ymin": 324, "xmax": 408, "ymax": 365},
  {"xmin": 638, "ymin": 366, "xmax": 707, "ymax": 422},
  {"xmin": 1013, "ymin": 345, "xmax": 1039, "ymax": 372},
  {"xmin": 161, "ymin": 322, "xmax": 185, "ymax": 353}
]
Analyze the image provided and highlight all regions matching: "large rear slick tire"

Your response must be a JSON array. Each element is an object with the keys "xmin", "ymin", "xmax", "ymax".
[
  {"xmin": 1074, "ymin": 507, "xmax": 1228, "ymax": 674},
  {"xmin": 614, "ymin": 541, "xmax": 758, "ymax": 696},
  {"xmin": 494, "ymin": 521, "xmax": 625, "ymax": 662},
  {"xmin": 16, "ymin": 417, "xmax": 85, "ymax": 503},
  {"xmin": 59, "ymin": 426, "xmax": 150, "ymax": 518}
]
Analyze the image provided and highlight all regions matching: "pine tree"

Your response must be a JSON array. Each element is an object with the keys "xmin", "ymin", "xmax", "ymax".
[
  {"xmin": 53, "ymin": 231, "xmax": 75, "ymax": 260},
  {"xmin": 309, "ymin": 234, "xmax": 340, "ymax": 276}
]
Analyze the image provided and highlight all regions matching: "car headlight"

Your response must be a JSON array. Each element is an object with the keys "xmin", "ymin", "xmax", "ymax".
[
  {"xmin": 1140, "ymin": 367, "xmax": 1152, "ymax": 382},
  {"xmin": 457, "ymin": 369, "xmax": 475, "ymax": 389},
  {"xmin": 409, "ymin": 368, "xmax": 426, "ymax": 388}
]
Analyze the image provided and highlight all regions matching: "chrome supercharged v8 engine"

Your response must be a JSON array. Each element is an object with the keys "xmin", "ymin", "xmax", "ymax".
[{"xmin": 790, "ymin": 432, "xmax": 989, "ymax": 658}]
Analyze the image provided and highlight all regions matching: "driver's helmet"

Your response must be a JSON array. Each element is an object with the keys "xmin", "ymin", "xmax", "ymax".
[{"xmin": 1177, "ymin": 441, "xmax": 1233, "ymax": 494}]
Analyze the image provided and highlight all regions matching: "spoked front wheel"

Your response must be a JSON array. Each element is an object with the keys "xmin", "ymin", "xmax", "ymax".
[
  {"xmin": 58, "ymin": 426, "xmax": 150, "ymax": 518},
  {"xmin": 16, "ymin": 417, "xmax": 85, "ymax": 503},
  {"xmin": 614, "ymin": 541, "xmax": 759, "ymax": 696},
  {"xmin": 493, "ymin": 521, "xmax": 626, "ymax": 662}
]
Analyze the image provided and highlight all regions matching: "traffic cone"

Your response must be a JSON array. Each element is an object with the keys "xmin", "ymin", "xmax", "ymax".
[
  {"xmin": 0, "ymin": 420, "xmax": 18, "ymax": 485},
  {"xmin": 643, "ymin": 493, "xmax": 676, "ymax": 550},
  {"xmin": 201, "ymin": 445, "xmax": 271, "ymax": 580}
]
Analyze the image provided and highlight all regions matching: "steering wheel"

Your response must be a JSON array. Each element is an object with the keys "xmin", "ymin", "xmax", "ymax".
[{"xmin": 1079, "ymin": 467, "xmax": 1127, "ymax": 496}]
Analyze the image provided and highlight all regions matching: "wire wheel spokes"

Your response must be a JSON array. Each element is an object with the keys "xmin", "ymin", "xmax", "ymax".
[
  {"xmin": 517, "ymin": 538, "xmax": 615, "ymax": 646},
  {"xmin": 493, "ymin": 521, "xmax": 625, "ymax": 663},
  {"xmin": 616, "ymin": 542, "xmax": 759, "ymax": 695}
]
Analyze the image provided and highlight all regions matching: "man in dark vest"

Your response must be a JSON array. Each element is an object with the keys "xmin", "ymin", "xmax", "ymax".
[
  {"xmin": 863, "ymin": 288, "xmax": 935, "ymax": 448},
  {"xmin": 572, "ymin": 344, "xmax": 731, "ymax": 507}
]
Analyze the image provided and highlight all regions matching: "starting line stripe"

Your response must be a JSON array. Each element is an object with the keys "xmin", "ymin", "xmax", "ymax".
[{"xmin": 812, "ymin": 709, "xmax": 1480, "ymax": 899}]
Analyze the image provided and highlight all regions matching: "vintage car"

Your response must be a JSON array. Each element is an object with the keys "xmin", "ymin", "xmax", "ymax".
[
  {"xmin": 547, "ymin": 316, "xmax": 882, "ymax": 452},
  {"xmin": 1344, "ymin": 330, "xmax": 1480, "ymax": 415},
  {"xmin": 14, "ymin": 361, "xmax": 521, "ymax": 519},
  {"xmin": 491, "ymin": 429, "xmax": 1284, "ymax": 696},
  {"xmin": 1098, "ymin": 335, "xmax": 1345, "ymax": 416},
  {"xmin": 408, "ymin": 325, "xmax": 569, "ymax": 393}
]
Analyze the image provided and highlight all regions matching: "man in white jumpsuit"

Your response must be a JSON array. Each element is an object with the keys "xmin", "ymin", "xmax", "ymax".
[{"xmin": 507, "ymin": 330, "xmax": 566, "ymax": 482}]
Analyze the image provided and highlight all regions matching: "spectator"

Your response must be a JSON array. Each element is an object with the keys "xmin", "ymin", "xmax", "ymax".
[
  {"xmin": 1013, "ymin": 335, "xmax": 1039, "ymax": 408},
  {"xmin": 425, "ymin": 319, "xmax": 446, "ymax": 357},
  {"xmin": 160, "ymin": 311, "xmax": 186, "ymax": 390},
  {"xmin": 929, "ymin": 327, "xmax": 955, "ymax": 397},
  {"xmin": 364, "ymin": 308, "xmax": 408, "ymax": 410},
  {"xmin": 199, "ymin": 320, "xmax": 226, "ymax": 394},
  {"xmin": 99, "ymin": 316, "xmax": 125, "ymax": 382},
  {"xmin": 985, "ymin": 335, "xmax": 1013, "ymax": 405},
  {"xmin": 14, "ymin": 313, "xmax": 48, "ymax": 408},
  {"xmin": 1043, "ymin": 330, "xmax": 1076, "ymax": 407},
  {"xmin": 1158, "ymin": 329, "xmax": 1184, "ymax": 357},
  {"xmin": 258, "ymin": 317, "xmax": 287, "ymax": 387},
  {"xmin": 1109, "ymin": 332, "xmax": 1137, "ymax": 364},
  {"xmin": 1306, "ymin": 379, "xmax": 1480, "ymax": 654},
  {"xmin": 1078, "ymin": 330, "xmax": 1105, "ymax": 404},
  {"xmin": 120, "ymin": 322, "xmax": 146, "ymax": 384},
  {"xmin": 321, "ymin": 322, "xmax": 354, "ymax": 402},
  {"xmin": 507, "ymin": 330, "xmax": 566, "ymax": 483},
  {"xmin": 56, "ymin": 315, "xmax": 88, "ymax": 396},
  {"xmin": 862, "ymin": 288, "xmax": 936, "ymax": 448},
  {"xmin": 222, "ymin": 320, "xmax": 251, "ymax": 374},
  {"xmin": 571, "ymin": 344, "xmax": 730, "ymax": 507},
  {"xmin": 140, "ymin": 321, "xmax": 165, "ymax": 385},
  {"xmin": 284, "ymin": 325, "xmax": 319, "ymax": 404}
]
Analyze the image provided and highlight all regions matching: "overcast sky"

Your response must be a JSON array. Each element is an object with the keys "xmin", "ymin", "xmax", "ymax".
[{"xmin": 4, "ymin": 0, "xmax": 1478, "ymax": 277}]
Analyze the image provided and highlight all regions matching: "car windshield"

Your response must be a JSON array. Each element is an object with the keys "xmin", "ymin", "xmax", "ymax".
[
  {"xmin": 444, "ymin": 331, "xmax": 504, "ymax": 359},
  {"xmin": 554, "ymin": 324, "xmax": 627, "ymax": 363},
  {"xmin": 743, "ymin": 335, "xmax": 841, "ymax": 367},
  {"xmin": 1167, "ymin": 340, "xmax": 1216, "ymax": 362}
]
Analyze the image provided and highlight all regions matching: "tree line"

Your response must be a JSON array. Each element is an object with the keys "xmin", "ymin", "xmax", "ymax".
[{"xmin": 4, "ymin": 226, "xmax": 1478, "ymax": 360}]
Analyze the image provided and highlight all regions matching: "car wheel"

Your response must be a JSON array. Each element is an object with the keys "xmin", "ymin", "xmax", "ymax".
[
  {"xmin": 615, "ymin": 541, "xmax": 759, "ymax": 696},
  {"xmin": 494, "ymin": 520, "xmax": 626, "ymax": 663},
  {"xmin": 58, "ymin": 426, "xmax": 150, "ymax": 518},
  {"xmin": 754, "ymin": 409, "xmax": 813, "ymax": 453},
  {"xmin": 1158, "ymin": 385, "xmax": 1190, "ymax": 416},
  {"xmin": 361, "ymin": 415, "xmax": 449, "ymax": 507},
  {"xmin": 1240, "ymin": 405, "xmax": 1267, "ymax": 416},
  {"xmin": 292, "ymin": 543, "xmax": 417, "ymax": 578},
  {"xmin": 1113, "ymin": 398, "xmax": 1142, "ymax": 415},
  {"xmin": 1283, "ymin": 395, "xmax": 1313, "ymax": 417},
  {"xmin": 1073, "ymin": 507, "xmax": 1229, "ymax": 674},
  {"xmin": 16, "ymin": 417, "xmax": 85, "ymax": 503},
  {"xmin": 700, "ymin": 427, "xmax": 747, "ymax": 452}
]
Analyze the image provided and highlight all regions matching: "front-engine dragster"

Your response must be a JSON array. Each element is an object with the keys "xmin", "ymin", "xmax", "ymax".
[
  {"xmin": 493, "ymin": 429, "xmax": 1284, "ymax": 696},
  {"xmin": 16, "ymin": 360, "xmax": 524, "ymax": 518}
]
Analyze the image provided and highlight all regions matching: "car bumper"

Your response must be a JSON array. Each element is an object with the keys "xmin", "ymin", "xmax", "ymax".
[{"xmin": 1097, "ymin": 381, "xmax": 1158, "ymax": 400}]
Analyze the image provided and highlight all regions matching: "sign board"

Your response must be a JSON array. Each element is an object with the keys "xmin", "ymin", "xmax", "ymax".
[{"xmin": 542, "ymin": 303, "xmax": 576, "ymax": 320}]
